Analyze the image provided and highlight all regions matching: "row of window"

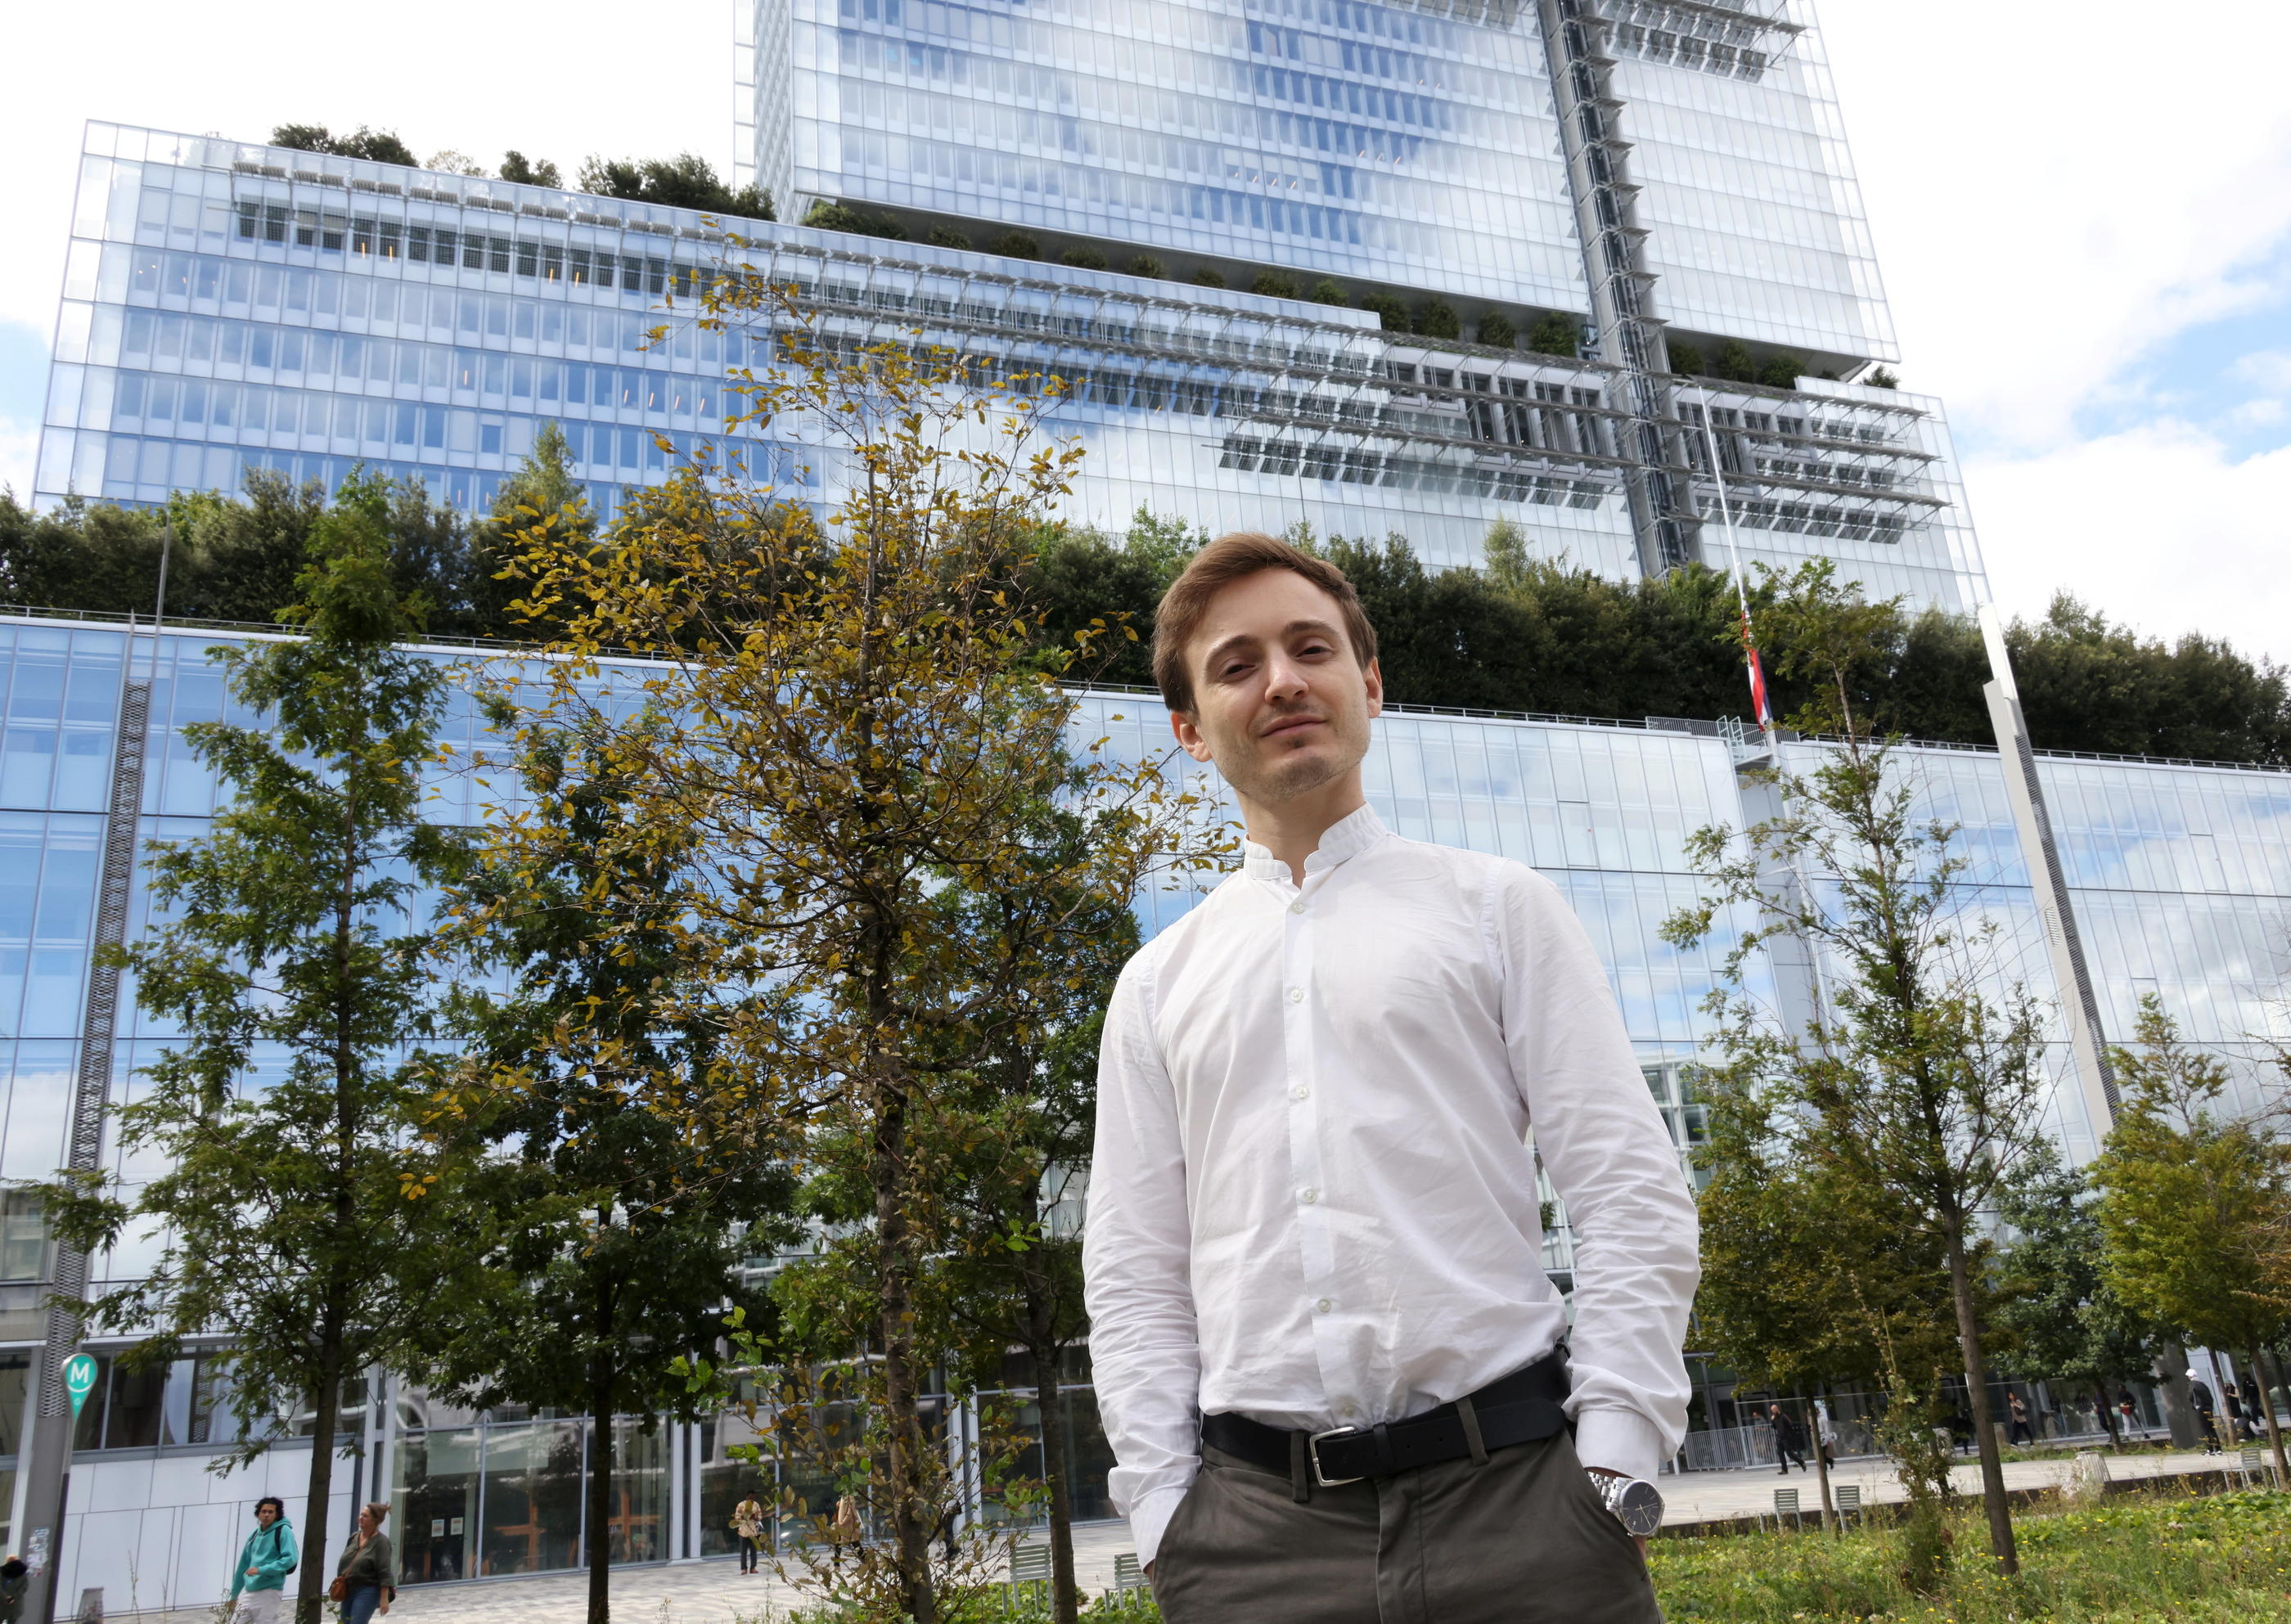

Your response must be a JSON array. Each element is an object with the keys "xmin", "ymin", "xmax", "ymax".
[{"xmin": 237, "ymin": 201, "xmax": 708, "ymax": 295}]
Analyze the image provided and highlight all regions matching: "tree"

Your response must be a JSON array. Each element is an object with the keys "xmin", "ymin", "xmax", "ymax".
[
  {"xmin": 1665, "ymin": 562, "xmax": 2055, "ymax": 1577},
  {"xmin": 423, "ymin": 710, "xmax": 797, "ymax": 1624},
  {"xmin": 804, "ymin": 200, "xmax": 911, "ymax": 241},
  {"xmin": 1357, "ymin": 291, "xmax": 1407, "ymax": 331},
  {"xmin": 929, "ymin": 866, "xmax": 1136, "ymax": 1624},
  {"xmin": 499, "ymin": 150, "xmax": 563, "ymax": 188},
  {"xmin": 1692, "ymin": 1046, "xmax": 1958, "ymax": 1540},
  {"xmin": 577, "ymin": 153, "xmax": 773, "ymax": 221},
  {"xmin": 1666, "ymin": 339, "xmax": 1706, "ymax": 376},
  {"xmin": 2093, "ymin": 998, "xmax": 2291, "ymax": 1483},
  {"xmin": 1989, "ymin": 1140, "xmax": 2162, "ymax": 1448},
  {"xmin": 42, "ymin": 472, "xmax": 480, "ymax": 1624},
  {"xmin": 269, "ymin": 124, "xmax": 420, "ymax": 168},
  {"xmin": 1249, "ymin": 271, "xmax": 1300, "ymax": 299},
  {"xmin": 460, "ymin": 425, "xmax": 592, "ymax": 638},
  {"xmin": 1476, "ymin": 310, "xmax": 1517, "ymax": 348},
  {"xmin": 1060, "ymin": 245, "xmax": 1109, "ymax": 271},
  {"xmin": 496, "ymin": 283, "xmax": 1217, "ymax": 1622},
  {"xmin": 1713, "ymin": 339, "xmax": 1757, "ymax": 381},
  {"xmin": 1414, "ymin": 297, "xmax": 1461, "ymax": 340},
  {"xmin": 1526, "ymin": 311, "xmax": 1582, "ymax": 357}
]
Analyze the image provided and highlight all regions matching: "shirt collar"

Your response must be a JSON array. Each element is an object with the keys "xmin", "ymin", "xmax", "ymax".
[{"xmin": 1241, "ymin": 803, "xmax": 1389, "ymax": 884}]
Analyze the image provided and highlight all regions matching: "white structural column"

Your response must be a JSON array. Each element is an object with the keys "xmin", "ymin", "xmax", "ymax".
[{"xmin": 1978, "ymin": 606, "xmax": 2118, "ymax": 1151}]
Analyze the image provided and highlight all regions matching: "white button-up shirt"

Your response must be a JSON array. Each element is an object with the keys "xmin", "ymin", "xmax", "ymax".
[{"xmin": 1082, "ymin": 804, "xmax": 1699, "ymax": 1563}]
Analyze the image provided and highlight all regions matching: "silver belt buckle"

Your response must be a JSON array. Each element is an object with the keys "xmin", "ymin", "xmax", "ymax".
[{"xmin": 1308, "ymin": 1425, "xmax": 1364, "ymax": 1487}]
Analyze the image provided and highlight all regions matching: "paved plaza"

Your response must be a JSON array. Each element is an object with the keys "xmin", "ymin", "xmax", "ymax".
[{"xmin": 269, "ymin": 1445, "xmax": 2247, "ymax": 1624}]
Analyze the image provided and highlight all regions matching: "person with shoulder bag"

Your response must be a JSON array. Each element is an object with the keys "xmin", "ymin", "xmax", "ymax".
[
  {"xmin": 331, "ymin": 1502, "xmax": 396, "ymax": 1624},
  {"xmin": 731, "ymin": 1495, "xmax": 767, "ymax": 1575}
]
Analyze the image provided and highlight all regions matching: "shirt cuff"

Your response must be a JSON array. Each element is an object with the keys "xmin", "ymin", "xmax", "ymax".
[
  {"xmin": 1127, "ymin": 1481, "xmax": 1193, "ymax": 1568},
  {"xmin": 1573, "ymin": 1406, "xmax": 1668, "ymax": 1483}
]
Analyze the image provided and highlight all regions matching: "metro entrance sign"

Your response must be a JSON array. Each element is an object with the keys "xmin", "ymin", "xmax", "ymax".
[{"xmin": 62, "ymin": 1356, "xmax": 97, "ymax": 1419}]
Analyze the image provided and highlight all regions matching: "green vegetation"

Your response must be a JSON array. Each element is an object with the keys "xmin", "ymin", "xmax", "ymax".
[
  {"xmin": 1189, "ymin": 267, "xmax": 1226, "ymax": 288},
  {"xmin": 13, "ymin": 488, "xmax": 2291, "ymax": 767},
  {"xmin": 1250, "ymin": 271, "xmax": 1301, "ymax": 299},
  {"xmin": 268, "ymin": 123, "xmax": 418, "ymax": 167},
  {"xmin": 1060, "ymin": 245, "xmax": 1109, "ymax": 270},
  {"xmin": 499, "ymin": 150, "xmax": 562, "ymax": 188},
  {"xmin": 767, "ymin": 1491, "xmax": 2291, "ymax": 1622},
  {"xmin": 1476, "ymin": 310, "xmax": 1517, "ymax": 348},
  {"xmin": 1308, "ymin": 277, "xmax": 1350, "ymax": 306},
  {"xmin": 1414, "ymin": 296, "xmax": 1461, "ymax": 339},
  {"xmin": 931, "ymin": 225, "xmax": 974, "ymax": 250},
  {"xmin": 1526, "ymin": 310, "xmax": 1582, "ymax": 357},
  {"xmin": 580, "ymin": 153, "xmax": 774, "ymax": 220},
  {"xmin": 988, "ymin": 230, "xmax": 1044, "ymax": 260},
  {"xmin": 1125, "ymin": 254, "xmax": 1166, "ymax": 279},
  {"xmin": 1357, "ymin": 290, "xmax": 1408, "ymax": 330}
]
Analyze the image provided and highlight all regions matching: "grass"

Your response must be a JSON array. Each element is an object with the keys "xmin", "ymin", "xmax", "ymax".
[
  {"xmin": 754, "ymin": 1488, "xmax": 2291, "ymax": 1622},
  {"xmin": 1650, "ymin": 1487, "xmax": 2291, "ymax": 1622}
]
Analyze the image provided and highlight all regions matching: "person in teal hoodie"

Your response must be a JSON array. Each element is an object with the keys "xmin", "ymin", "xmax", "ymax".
[{"xmin": 228, "ymin": 1498, "xmax": 297, "ymax": 1624}]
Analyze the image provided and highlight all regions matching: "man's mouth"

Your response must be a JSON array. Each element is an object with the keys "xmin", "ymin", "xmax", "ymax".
[{"xmin": 1260, "ymin": 713, "xmax": 1326, "ymax": 740}]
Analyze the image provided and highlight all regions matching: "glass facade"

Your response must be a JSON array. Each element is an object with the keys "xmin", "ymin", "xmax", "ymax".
[
  {"xmin": 38, "ymin": 120, "xmax": 1977, "ymax": 601},
  {"xmin": 7, "ymin": 618, "xmax": 2291, "ymax": 1598}
]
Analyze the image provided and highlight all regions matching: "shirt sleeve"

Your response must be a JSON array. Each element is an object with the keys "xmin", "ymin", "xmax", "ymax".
[
  {"xmin": 1496, "ymin": 866, "xmax": 1700, "ymax": 1483},
  {"xmin": 1082, "ymin": 951, "xmax": 1201, "ymax": 1567}
]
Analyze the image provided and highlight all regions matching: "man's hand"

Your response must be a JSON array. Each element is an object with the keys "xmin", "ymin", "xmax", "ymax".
[{"xmin": 1582, "ymin": 1465, "xmax": 1651, "ymax": 1557}]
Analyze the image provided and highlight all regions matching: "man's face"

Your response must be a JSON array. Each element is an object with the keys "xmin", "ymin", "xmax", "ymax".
[
  {"xmin": 256, "ymin": 1505, "xmax": 277, "ymax": 1528},
  {"xmin": 1171, "ymin": 568, "xmax": 1381, "ymax": 804}
]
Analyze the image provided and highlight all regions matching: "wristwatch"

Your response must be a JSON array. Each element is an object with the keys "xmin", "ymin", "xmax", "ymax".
[{"xmin": 1586, "ymin": 1470, "xmax": 1665, "ymax": 1536}]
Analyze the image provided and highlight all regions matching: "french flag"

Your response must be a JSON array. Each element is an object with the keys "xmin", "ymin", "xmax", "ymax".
[{"xmin": 1741, "ymin": 611, "xmax": 1774, "ymax": 729}]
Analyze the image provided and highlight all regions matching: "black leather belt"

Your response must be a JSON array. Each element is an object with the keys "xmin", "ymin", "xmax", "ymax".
[{"xmin": 1200, "ymin": 1350, "xmax": 1570, "ymax": 1488}]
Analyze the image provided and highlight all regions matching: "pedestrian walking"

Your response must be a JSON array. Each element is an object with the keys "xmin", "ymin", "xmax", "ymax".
[
  {"xmin": 227, "ymin": 1497, "xmax": 298, "ymax": 1624},
  {"xmin": 2226, "ymin": 1384, "xmax": 2257, "ymax": 1442},
  {"xmin": 330, "ymin": 1503, "xmax": 395, "ymax": 1624},
  {"xmin": 2116, "ymin": 1388, "xmax": 2139, "ymax": 1436},
  {"xmin": 732, "ymin": 1495, "xmax": 767, "ymax": 1575},
  {"xmin": 2006, "ymin": 1391, "xmax": 2035, "ymax": 1448},
  {"xmin": 2192, "ymin": 1379, "xmax": 2223, "ymax": 1454},
  {"xmin": 828, "ymin": 1494, "xmax": 862, "ymax": 1572},
  {"xmin": 1765, "ymin": 1404, "xmax": 1808, "ymax": 1474},
  {"xmin": 1083, "ymin": 535, "xmax": 1699, "ymax": 1624},
  {"xmin": 0, "ymin": 1556, "xmax": 28, "ymax": 1624}
]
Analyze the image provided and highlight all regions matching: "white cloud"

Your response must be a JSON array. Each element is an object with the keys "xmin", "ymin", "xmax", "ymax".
[
  {"xmin": 0, "ymin": 416, "xmax": 37, "ymax": 505},
  {"xmin": 1965, "ymin": 423, "xmax": 2291, "ymax": 661},
  {"xmin": 1821, "ymin": 0, "xmax": 2291, "ymax": 453},
  {"xmin": 2232, "ymin": 349, "xmax": 2291, "ymax": 393}
]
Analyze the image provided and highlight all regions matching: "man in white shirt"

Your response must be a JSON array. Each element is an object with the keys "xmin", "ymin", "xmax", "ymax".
[{"xmin": 1083, "ymin": 533, "xmax": 1699, "ymax": 1622}]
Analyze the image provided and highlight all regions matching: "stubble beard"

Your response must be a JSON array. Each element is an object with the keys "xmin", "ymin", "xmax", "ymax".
[{"xmin": 1222, "ymin": 710, "xmax": 1367, "ymax": 806}]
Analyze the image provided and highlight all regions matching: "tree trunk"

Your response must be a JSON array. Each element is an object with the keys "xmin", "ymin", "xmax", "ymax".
[
  {"xmin": 1803, "ymin": 1391, "xmax": 1835, "ymax": 1535},
  {"xmin": 873, "ymin": 1086, "xmax": 938, "ymax": 1624},
  {"xmin": 1025, "ymin": 1279, "xmax": 1078, "ymax": 1624},
  {"xmin": 2246, "ymin": 1346, "xmax": 2289, "ymax": 1487},
  {"xmin": 1943, "ymin": 1224, "xmax": 2018, "ymax": 1574},
  {"xmin": 587, "ymin": 1263, "xmax": 615, "ymax": 1624},
  {"xmin": 295, "ymin": 1347, "xmax": 344, "ymax": 1624},
  {"xmin": 2208, "ymin": 1349, "xmax": 2235, "ymax": 1453},
  {"xmin": 2150, "ymin": 1345, "xmax": 2202, "ymax": 1449}
]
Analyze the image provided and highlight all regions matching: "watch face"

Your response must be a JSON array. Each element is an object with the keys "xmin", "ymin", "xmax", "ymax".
[{"xmin": 1614, "ymin": 1479, "xmax": 1664, "ymax": 1537}]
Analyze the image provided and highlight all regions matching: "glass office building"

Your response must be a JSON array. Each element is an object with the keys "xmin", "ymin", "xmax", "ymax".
[
  {"xmin": 7, "ymin": 617, "xmax": 2289, "ymax": 1599},
  {"xmin": 15, "ymin": 0, "xmax": 2255, "ymax": 1600}
]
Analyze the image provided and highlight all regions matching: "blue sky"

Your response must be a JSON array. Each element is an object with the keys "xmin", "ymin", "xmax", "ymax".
[{"xmin": 2, "ymin": 0, "xmax": 2287, "ymax": 659}]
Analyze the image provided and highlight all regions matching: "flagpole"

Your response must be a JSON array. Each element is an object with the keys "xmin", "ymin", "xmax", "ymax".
[{"xmin": 1692, "ymin": 383, "xmax": 1776, "ymax": 753}]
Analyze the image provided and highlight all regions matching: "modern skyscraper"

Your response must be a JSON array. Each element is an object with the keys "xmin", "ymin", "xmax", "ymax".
[{"xmin": 14, "ymin": 0, "xmax": 2265, "ymax": 1604}]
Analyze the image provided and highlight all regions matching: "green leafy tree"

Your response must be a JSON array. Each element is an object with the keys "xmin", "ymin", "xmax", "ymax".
[
  {"xmin": 269, "ymin": 124, "xmax": 420, "ymax": 167},
  {"xmin": 578, "ymin": 153, "xmax": 773, "ymax": 220},
  {"xmin": 1125, "ymin": 255, "xmax": 1166, "ymax": 279},
  {"xmin": 1190, "ymin": 268, "xmax": 1227, "ymax": 289},
  {"xmin": 1666, "ymin": 339, "xmax": 1707, "ymax": 376},
  {"xmin": 1525, "ymin": 311, "xmax": 1582, "ymax": 356},
  {"xmin": 41, "ymin": 473, "xmax": 480, "ymax": 1624},
  {"xmin": 463, "ymin": 425, "xmax": 592, "ymax": 638},
  {"xmin": 2093, "ymin": 998, "xmax": 2291, "ymax": 1482},
  {"xmin": 424, "ymin": 711, "xmax": 797, "ymax": 1624},
  {"xmin": 1475, "ymin": 310, "xmax": 1517, "ymax": 348},
  {"xmin": 1249, "ymin": 271, "xmax": 1300, "ymax": 300},
  {"xmin": 986, "ymin": 230, "xmax": 1042, "ymax": 259},
  {"xmin": 1414, "ymin": 297, "xmax": 1461, "ymax": 340},
  {"xmin": 1989, "ymin": 1140, "xmax": 2162, "ymax": 1448},
  {"xmin": 1666, "ymin": 565, "xmax": 2055, "ymax": 1577},
  {"xmin": 1759, "ymin": 352, "xmax": 1808, "ymax": 389},
  {"xmin": 1713, "ymin": 339, "xmax": 1757, "ymax": 381},
  {"xmin": 497, "ymin": 285, "xmax": 1220, "ymax": 1622},
  {"xmin": 499, "ymin": 151, "xmax": 563, "ymax": 187},
  {"xmin": 1307, "ymin": 277, "xmax": 1350, "ymax": 306},
  {"xmin": 1059, "ymin": 245, "xmax": 1108, "ymax": 271},
  {"xmin": 929, "ymin": 225, "xmax": 974, "ymax": 250}
]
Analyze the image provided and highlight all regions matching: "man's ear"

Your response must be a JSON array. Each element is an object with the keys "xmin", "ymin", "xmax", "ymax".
[
  {"xmin": 1170, "ymin": 708, "xmax": 1217, "ymax": 764},
  {"xmin": 1362, "ymin": 656, "xmax": 1384, "ymax": 719}
]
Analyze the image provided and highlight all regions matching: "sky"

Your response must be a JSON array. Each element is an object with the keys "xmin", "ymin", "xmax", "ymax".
[{"xmin": 1, "ymin": 1, "xmax": 2286, "ymax": 659}]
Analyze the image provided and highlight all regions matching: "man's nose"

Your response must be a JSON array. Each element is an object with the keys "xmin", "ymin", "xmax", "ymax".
[{"xmin": 1262, "ymin": 651, "xmax": 1310, "ymax": 700}]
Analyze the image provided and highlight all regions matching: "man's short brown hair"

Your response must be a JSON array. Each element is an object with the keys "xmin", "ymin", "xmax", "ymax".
[{"xmin": 1151, "ymin": 532, "xmax": 1378, "ymax": 714}]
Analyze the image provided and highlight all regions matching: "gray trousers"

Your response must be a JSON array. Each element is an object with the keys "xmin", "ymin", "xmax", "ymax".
[{"xmin": 1151, "ymin": 1431, "xmax": 1664, "ymax": 1624}]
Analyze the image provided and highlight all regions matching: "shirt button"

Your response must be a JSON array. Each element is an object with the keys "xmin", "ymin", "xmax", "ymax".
[
  {"xmin": 1290, "ymin": 900, "xmax": 1306, "ymax": 914},
  {"xmin": 1291, "ymin": 1083, "xmax": 1310, "ymax": 1100},
  {"xmin": 1288, "ymin": 987, "xmax": 1304, "ymax": 1003},
  {"xmin": 1299, "ymin": 1187, "xmax": 1318, "ymax": 1204},
  {"xmin": 1316, "ymin": 1298, "xmax": 1334, "ymax": 1314}
]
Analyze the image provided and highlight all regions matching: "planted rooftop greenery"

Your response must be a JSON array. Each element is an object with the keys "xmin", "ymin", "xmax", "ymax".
[{"xmin": 10, "ymin": 478, "xmax": 2289, "ymax": 769}]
